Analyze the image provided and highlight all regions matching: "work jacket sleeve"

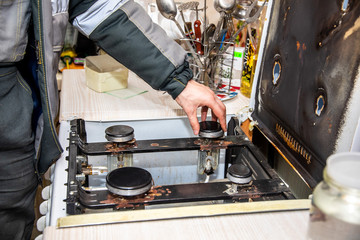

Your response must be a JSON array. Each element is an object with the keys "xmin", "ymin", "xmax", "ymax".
[{"xmin": 69, "ymin": 0, "xmax": 193, "ymax": 99}]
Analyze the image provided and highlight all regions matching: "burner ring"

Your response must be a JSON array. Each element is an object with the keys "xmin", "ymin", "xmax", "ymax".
[
  {"xmin": 105, "ymin": 125, "xmax": 134, "ymax": 143},
  {"xmin": 199, "ymin": 121, "xmax": 224, "ymax": 138},
  {"xmin": 106, "ymin": 167, "xmax": 152, "ymax": 196},
  {"xmin": 226, "ymin": 163, "xmax": 252, "ymax": 184}
]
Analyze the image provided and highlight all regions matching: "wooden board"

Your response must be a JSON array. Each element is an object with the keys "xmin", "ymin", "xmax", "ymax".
[
  {"xmin": 44, "ymin": 201, "xmax": 310, "ymax": 239},
  {"xmin": 56, "ymin": 199, "xmax": 310, "ymax": 228}
]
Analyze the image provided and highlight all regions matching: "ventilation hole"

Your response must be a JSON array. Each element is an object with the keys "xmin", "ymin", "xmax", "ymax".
[
  {"xmin": 342, "ymin": 0, "xmax": 349, "ymax": 11},
  {"xmin": 272, "ymin": 61, "xmax": 281, "ymax": 85},
  {"xmin": 315, "ymin": 95, "xmax": 325, "ymax": 116}
]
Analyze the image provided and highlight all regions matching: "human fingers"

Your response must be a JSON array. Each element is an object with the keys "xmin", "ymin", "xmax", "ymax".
[
  {"xmin": 208, "ymin": 96, "xmax": 227, "ymax": 132},
  {"xmin": 211, "ymin": 109, "xmax": 217, "ymax": 122},
  {"xmin": 175, "ymin": 80, "xmax": 226, "ymax": 134},
  {"xmin": 198, "ymin": 87, "xmax": 226, "ymax": 131},
  {"xmin": 201, "ymin": 106, "xmax": 208, "ymax": 122},
  {"xmin": 187, "ymin": 109, "xmax": 200, "ymax": 135}
]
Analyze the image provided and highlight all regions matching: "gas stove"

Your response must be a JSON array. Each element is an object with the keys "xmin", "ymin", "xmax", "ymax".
[
  {"xmin": 63, "ymin": 118, "xmax": 294, "ymax": 216},
  {"xmin": 44, "ymin": 0, "xmax": 360, "ymax": 231}
]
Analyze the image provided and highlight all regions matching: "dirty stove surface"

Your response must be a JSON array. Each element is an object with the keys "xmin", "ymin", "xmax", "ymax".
[{"xmin": 49, "ymin": 118, "xmax": 294, "ymax": 226}]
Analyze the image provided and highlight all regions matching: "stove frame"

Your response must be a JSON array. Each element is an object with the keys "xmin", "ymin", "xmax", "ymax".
[{"xmin": 65, "ymin": 119, "xmax": 295, "ymax": 215}]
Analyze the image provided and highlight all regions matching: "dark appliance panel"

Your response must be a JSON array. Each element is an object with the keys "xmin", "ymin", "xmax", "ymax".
[{"xmin": 252, "ymin": 0, "xmax": 360, "ymax": 187}]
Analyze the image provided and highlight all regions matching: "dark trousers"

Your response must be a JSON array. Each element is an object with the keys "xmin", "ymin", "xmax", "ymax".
[{"xmin": 0, "ymin": 65, "xmax": 38, "ymax": 240}]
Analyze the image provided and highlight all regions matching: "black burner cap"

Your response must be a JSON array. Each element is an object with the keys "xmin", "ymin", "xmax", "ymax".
[
  {"xmin": 199, "ymin": 121, "xmax": 224, "ymax": 138},
  {"xmin": 105, "ymin": 125, "xmax": 134, "ymax": 143},
  {"xmin": 227, "ymin": 164, "xmax": 252, "ymax": 184},
  {"xmin": 228, "ymin": 164, "xmax": 252, "ymax": 178},
  {"xmin": 106, "ymin": 167, "xmax": 152, "ymax": 196}
]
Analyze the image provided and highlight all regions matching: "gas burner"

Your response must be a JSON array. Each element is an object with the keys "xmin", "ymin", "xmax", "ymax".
[
  {"xmin": 199, "ymin": 121, "xmax": 224, "ymax": 138},
  {"xmin": 227, "ymin": 163, "xmax": 252, "ymax": 184},
  {"xmin": 105, "ymin": 125, "xmax": 134, "ymax": 143},
  {"xmin": 106, "ymin": 167, "xmax": 153, "ymax": 196}
]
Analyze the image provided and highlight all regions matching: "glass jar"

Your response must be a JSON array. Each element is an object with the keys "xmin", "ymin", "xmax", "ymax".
[{"xmin": 307, "ymin": 152, "xmax": 360, "ymax": 240}]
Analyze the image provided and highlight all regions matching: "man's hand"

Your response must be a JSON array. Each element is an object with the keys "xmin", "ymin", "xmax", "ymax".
[{"xmin": 175, "ymin": 80, "xmax": 226, "ymax": 135}]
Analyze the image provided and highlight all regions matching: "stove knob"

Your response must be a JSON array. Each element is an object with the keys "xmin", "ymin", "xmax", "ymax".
[
  {"xmin": 37, "ymin": 215, "xmax": 46, "ymax": 232},
  {"xmin": 50, "ymin": 164, "xmax": 55, "ymax": 182},
  {"xmin": 39, "ymin": 200, "xmax": 48, "ymax": 215},
  {"xmin": 41, "ymin": 185, "xmax": 51, "ymax": 200},
  {"xmin": 34, "ymin": 234, "xmax": 43, "ymax": 240}
]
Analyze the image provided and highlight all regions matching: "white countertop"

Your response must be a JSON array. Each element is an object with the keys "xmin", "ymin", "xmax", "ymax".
[
  {"xmin": 44, "ymin": 208, "xmax": 310, "ymax": 240},
  {"xmin": 59, "ymin": 69, "xmax": 250, "ymax": 122}
]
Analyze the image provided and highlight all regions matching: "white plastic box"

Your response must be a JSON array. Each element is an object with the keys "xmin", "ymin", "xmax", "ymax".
[{"xmin": 85, "ymin": 54, "xmax": 129, "ymax": 92}]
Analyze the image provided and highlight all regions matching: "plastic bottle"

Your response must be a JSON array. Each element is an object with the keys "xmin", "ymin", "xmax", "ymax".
[
  {"xmin": 240, "ymin": 27, "xmax": 257, "ymax": 98},
  {"xmin": 240, "ymin": 4, "xmax": 266, "ymax": 98}
]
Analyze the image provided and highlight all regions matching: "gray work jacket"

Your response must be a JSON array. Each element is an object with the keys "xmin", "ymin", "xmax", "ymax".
[{"xmin": 1, "ymin": 0, "xmax": 192, "ymax": 174}]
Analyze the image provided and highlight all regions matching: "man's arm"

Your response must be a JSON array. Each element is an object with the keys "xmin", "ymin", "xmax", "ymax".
[
  {"xmin": 69, "ymin": 0, "xmax": 226, "ymax": 133},
  {"xmin": 69, "ymin": 0, "xmax": 189, "ymax": 98}
]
